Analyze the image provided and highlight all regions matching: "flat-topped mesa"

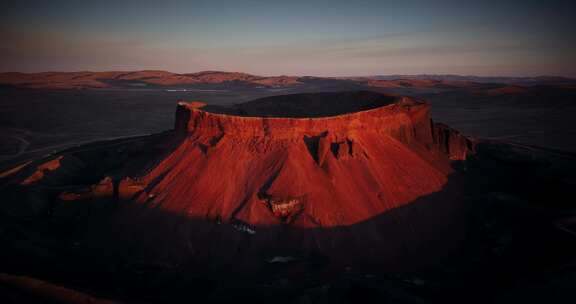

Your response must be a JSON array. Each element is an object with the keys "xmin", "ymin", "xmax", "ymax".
[
  {"xmin": 128, "ymin": 91, "xmax": 474, "ymax": 228},
  {"xmin": 174, "ymin": 91, "xmax": 437, "ymax": 147},
  {"xmin": 6, "ymin": 92, "xmax": 472, "ymax": 230},
  {"xmin": 6, "ymin": 91, "xmax": 473, "ymax": 229},
  {"xmin": 173, "ymin": 91, "xmax": 473, "ymax": 160},
  {"xmin": 0, "ymin": 90, "xmax": 478, "ymax": 270}
]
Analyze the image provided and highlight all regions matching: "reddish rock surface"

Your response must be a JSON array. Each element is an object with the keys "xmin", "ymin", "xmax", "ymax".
[
  {"xmin": 21, "ymin": 156, "xmax": 63, "ymax": 185},
  {"xmin": 3, "ymin": 91, "xmax": 472, "ymax": 228},
  {"xmin": 432, "ymin": 122, "xmax": 474, "ymax": 160},
  {"xmin": 0, "ymin": 91, "xmax": 474, "ymax": 272},
  {"xmin": 132, "ymin": 92, "xmax": 467, "ymax": 228}
]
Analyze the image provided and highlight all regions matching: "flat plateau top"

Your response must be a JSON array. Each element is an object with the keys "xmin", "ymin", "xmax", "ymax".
[{"xmin": 197, "ymin": 91, "xmax": 407, "ymax": 118}]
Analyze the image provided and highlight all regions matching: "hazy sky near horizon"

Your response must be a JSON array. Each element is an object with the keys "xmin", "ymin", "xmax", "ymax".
[{"xmin": 1, "ymin": 0, "xmax": 575, "ymax": 76}]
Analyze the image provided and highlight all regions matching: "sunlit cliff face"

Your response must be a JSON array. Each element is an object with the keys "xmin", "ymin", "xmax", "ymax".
[
  {"xmin": 3, "ymin": 92, "xmax": 472, "ymax": 231},
  {"xmin": 127, "ymin": 91, "xmax": 469, "ymax": 228},
  {"xmin": 6, "ymin": 91, "xmax": 472, "ymax": 228}
]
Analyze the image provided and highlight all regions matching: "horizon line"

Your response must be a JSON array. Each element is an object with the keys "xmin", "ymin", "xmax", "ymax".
[{"xmin": 1, "ymin": 69, "xmax": 574, "ymax": 80}]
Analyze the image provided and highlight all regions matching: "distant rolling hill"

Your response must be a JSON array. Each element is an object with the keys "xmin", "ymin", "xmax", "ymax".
[{"xmin": 1, "ymin": 70, "xmax": 574, "ymax": 91}]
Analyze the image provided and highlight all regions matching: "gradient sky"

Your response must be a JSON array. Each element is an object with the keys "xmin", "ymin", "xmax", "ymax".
[{"xmin": 1, "ymin": 0, "xmax": 575, "ymax": 76}]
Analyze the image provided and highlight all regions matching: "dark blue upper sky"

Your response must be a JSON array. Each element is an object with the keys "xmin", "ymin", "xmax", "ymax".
[{"xmin": 1, "ymin": 0, "xmax": 575, "ymax": 76}]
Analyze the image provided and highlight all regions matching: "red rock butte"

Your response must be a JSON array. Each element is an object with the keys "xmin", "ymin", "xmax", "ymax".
[
  {"xmin": 130, "ymin": 91, "xmax": 471, "ymax": 228},
  {"xmin": 0, "ymin": 90, "xmax": 474, "ymax": 271}
]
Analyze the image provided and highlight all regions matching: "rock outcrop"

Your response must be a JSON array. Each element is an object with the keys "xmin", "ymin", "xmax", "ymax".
[
  {"xmin": 432, "ymin": 122, "xmax": 474, "ymax": 160},
  {"xmin": 127, "ymin": 91, "xmax": 471, "ymax": 228},
  {"xmin": 0, "ymin": 91, "xmax": 474, "ymax": 272},
  {"xmin": 2, "ymin": 91, "xmax": 473, "ymax": 228}
]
